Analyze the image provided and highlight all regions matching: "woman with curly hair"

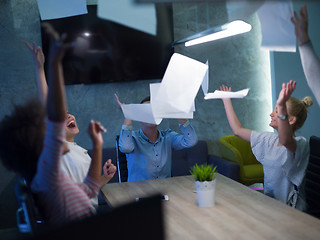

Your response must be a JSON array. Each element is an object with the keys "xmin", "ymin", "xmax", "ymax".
[{"xmin": 0, "ymin": 24, "xmax": 108, "ymax": 224}]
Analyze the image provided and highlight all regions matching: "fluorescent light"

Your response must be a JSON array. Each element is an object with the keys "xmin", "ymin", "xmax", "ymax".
[
  {"xmin": 172, "ymin": 20, "xmax": 252, "ymax": 47},
  {"xmin": 185, "ymin": 20, "xmax": 251, "ymax": 47},
  {"xmin": 83, "ymin": 32, "xmax": 90, "ymax": 37}
]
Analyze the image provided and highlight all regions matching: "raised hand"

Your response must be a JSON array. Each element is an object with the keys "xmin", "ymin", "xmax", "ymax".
[
  {"xmin": 87, "ymin": 120, "xmax": 106, "ymax": 147},
  {"xmin": 219, "ymin": 84, "xmax": 232, "ymax": 92},
  {"xmin": 291, "ymin": 4, "xmax": 310, "ymax": 46},
  {"xmin": 24, "ymin": 41, "xmax": 45, "ymax": 69},
  {"xmin": 277, "ymin": 80, "xmax": 296, "ymax": 107},
  {"xmin": 219, "ymin": 84, "xmax": 232, "ymax": 103},
  {"xmin": 102, "ymin": 159, "xmax": 117, "ymax": 182},
  {"xmin": 114, "ymin": 93, "xmax": 124, "ymax": 111},
  {"xmin": 114, "ymin": 93, "xmax": 132, "ymax": 125},
  {"xmin": 41, "ymin": 22, "xmax": 71, "ymax": 63}
]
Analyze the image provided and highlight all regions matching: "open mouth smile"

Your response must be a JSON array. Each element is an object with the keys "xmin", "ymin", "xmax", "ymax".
[{"xmin": 67, "ymin": 120, "xmax": 76, "ymax": 129}]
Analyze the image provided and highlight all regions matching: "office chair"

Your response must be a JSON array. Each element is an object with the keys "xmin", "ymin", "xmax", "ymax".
[
  {"xmin": 115, "ymin": 135, "xmax": 128, "ymax": 182},
  {"xmin": 219, "ymin": 135, "xmax": 264, "ymax": 185},
  {"xmin": 305, "ymin": 135, "xmax": 320, "ymax": 218},
  {"xmin": 15, "ymin": 177, "xmax": 45, "ymax": 235}
]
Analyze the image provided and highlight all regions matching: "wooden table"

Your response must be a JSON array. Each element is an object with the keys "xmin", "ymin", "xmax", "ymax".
[{"xmin": 101, "ymin": 174, "xmax": 320, "ymax": 240}]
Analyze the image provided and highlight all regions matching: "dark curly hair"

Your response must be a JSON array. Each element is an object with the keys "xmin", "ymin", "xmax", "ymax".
[{"xmin": 0, "ymin": 98, "xmax": 46, "ymax": 183}]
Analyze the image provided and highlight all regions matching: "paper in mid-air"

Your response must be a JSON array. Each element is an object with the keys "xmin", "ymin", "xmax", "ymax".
[
  {"xmin": 36, "ymin": 0, "xmax": 87, "ymax": 20},
  {"xmin": 257, "ymin": 0, "xmax": 296, "ymax": 52},
  {"xmin": 97, "ymin": 0, "xmax": 156, "ymax": 36},
  {"xmin": 120, "ymin": 53, "xmax": 207, "ymax": 124}
]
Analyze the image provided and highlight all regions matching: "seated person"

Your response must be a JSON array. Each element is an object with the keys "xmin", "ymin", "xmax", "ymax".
[
  {"xmin": 24, "ymin": 41, "xmax": 116, "ymax": 209},
  {"xmin": 0, "ymin": 24, "xmax": 109, "ymax": 224},
  {"xmin": 291, "ymin": 4, "xmax": 320, "ymax": 106},
  {"xmin": 115, "ymin": 94, "xmax": 198, "ymax": 182},
  {"xmin": 219, "ymin": 81, "xmax": 312, "ymax": 211}
]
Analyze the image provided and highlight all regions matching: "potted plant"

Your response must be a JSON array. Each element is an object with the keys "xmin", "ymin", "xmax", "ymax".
[{"xmin": 190, "ymin": 164, "xmax": 217, "ymax": 207}]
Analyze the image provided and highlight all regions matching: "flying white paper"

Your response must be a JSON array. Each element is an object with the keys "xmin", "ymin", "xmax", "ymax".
[
  {"xmin": 152, "ymin": 53, "xmax": 208, "ymax": 114},
  {"xmin": 204, "ymin": 89, "xmax": 250, "ymax": 100},
  {"xmin": 226, "ymin": 0, "xmax": 265, "ymax": 22},
  {"xmin": 257, "ymin": 0, "xmax": 296, "ymax": 52},
  {"xmin": 121, "ymin": 104, "xmax": 162, "ymax": 125},
  {"xmin": 201, "ymin": 62, "xmax": 249, "ymax": 100},
  {"xmin": 201, "ymin": 61, "xmax": 209, "ymax": 96},
  {"xmin": 119, "ymin": 53, "xmax": 208, "ymax": 124},
  {"xmin": 97, "ymin": 0, "xmax": 156, "ymax": 36},
  {"xmin": 150, "ymin": 83, "xmax": 194, "ymax": 120},
  {"xmin": 36, "ymin": 0, "xmax": 87, "ymax": 20}
]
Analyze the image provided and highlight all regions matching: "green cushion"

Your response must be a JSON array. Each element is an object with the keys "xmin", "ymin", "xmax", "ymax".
[
  {"xmin": 219, "ymin": 135, "xmax": 264, "ymax": 185},
  {"xmin": 242, "ymin": 164, "xmax": 264, "ymax": 179}
]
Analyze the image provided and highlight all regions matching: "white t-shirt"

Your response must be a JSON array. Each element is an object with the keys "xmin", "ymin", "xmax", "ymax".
[
  {"xmin": 61, "ymin": 142, "xmax": 98, "ymax": 208},
  {"xmin": 250, "ymin": 131, "xmax": 309, "ymax": 211}
]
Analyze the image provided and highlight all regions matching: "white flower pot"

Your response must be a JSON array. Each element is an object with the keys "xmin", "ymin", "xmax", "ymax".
[{"xmin": 195, "ymin": 179, "xmax": 216, "ymax": 207}]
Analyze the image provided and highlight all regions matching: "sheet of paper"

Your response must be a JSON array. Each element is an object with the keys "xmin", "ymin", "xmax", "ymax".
[
  {"xmin": 204, "ymin": 88, "xmax": 250, "ymax": 100},
  {"xmin": 201, "ymin": 61, "xmax": 209, "ymax": 96},
  {"xmin": 152, "ymin": 53, "xmax": 208, "ymax": 114},
  {"xmin": 121, "ymin": 104, "xmax": 162, "ymax": 125},
  {"xmin": 257, "ymin": 0, "xmax": 296, "ymax": 52},
  {"xmin": 97, "ymin": 0, "xmax": 156, "ymax": 35},
  {"xmin": 36, "ymin": 0, "xmax": 87, "ymax": 20},
  {"xmin": 150, "ymin": 83, "xmax": 194, "ymax": 119},
  {"xmin": 226, "ymin": 0, "xmax": 265, "ymax": 22},
  {"xmin": 120, "ymin": 53, "xmax": 206, "ymax": 123}
]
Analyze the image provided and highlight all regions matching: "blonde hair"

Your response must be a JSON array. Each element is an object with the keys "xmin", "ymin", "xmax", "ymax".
[{"xmin": 287, "ymin": 96, "xmax": 313, "ymax": 131}]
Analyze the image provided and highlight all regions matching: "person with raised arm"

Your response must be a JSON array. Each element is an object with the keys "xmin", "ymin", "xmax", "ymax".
[
  {"xmin": 115, "ymin": 94, "xmax": 198, "ymax": 182},
  {"xmin": 0, "ymin": 24, "xmax": 109, "ymax": 224},
  {"xmin": 220, "ymin": 81, "xmax": 312, "ymax": 210},
  {"xmin": 23, "ymin": 41, "xmax": 116, "ymax": 209},
  {"xmin": 291, "ymin": 4, "xmax": 320, "ymax": 106}
]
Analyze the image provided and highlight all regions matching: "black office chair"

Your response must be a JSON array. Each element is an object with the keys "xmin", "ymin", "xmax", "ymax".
[
  {"xmin": 305, "ymin": 135, "xmax": 320, "ymax": 218},
  {"xmin": 15, "ymin": 177, "xmax": 45, "ymax": 235},
  {"xmin": 115, "ymin": 135, "xmax": 128, "ymax": 182}
]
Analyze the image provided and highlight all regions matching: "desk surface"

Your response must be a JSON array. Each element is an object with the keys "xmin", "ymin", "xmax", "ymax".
[{"xmin": 101, "ymin": 174, "xmax": 320, "ymax": 240}]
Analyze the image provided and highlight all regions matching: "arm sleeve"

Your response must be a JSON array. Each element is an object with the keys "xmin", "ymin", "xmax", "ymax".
[
  {"xmin": 119, "ymin": 124, "xmax": 135, "ymax": 153},
  {"xmin": 76, "ymin": 176, "xmax": 101, "ymax": 199},
  {"xmin": 34, "ymin": 119, "xmax": 65, "ymax": 190},
  {"xmin": 299, "ymin": 41, "xmax": 320, "ymax": 106},
  {"xmin": 170, "ymin": 121, "xmax": 198, "ymax": 150},
  {"xmin": 250, "ymin": 131, "xmax": 270, "ymax": 165}
]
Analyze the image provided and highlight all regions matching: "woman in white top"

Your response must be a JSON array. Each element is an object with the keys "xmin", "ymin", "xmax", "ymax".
[{"xmin": 220, "ymin": 80, "xmax": 313, "ymax": 211}]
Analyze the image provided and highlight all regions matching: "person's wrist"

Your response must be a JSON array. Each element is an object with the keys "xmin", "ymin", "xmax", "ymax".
[
  {"xmin": 298, "ymin": 35, "xmax": 310, "ymax": 46},
  {"xmin": 92, "ymin": 141, "xmax": 103, "ymax": 149},
  {"xmin": 276, "ymin": 103, "xmax": 287, "ymax": 114},
  {"xmin": 103, "ymin": 174, "xmax": 109, "ymax": 180}
]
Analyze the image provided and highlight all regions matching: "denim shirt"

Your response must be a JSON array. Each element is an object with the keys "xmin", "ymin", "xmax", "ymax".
[{"xmin": 119, "ymin": 121, "xmax": 198, "ymax": 182}]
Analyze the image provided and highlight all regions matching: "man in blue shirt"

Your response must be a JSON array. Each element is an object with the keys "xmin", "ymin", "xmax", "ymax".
[{"xmin": 116, "ymin": 95, "xmax": 198, "ymax": 182}]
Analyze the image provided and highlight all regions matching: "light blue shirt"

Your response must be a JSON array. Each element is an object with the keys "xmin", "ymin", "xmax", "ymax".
[
  {"xmin": 119, "ymin": 121, "xmax": 198, "ymax": 182},
  {"xmin": 250, "ymin": 131, "xmax": 309, "ymax": 211}
]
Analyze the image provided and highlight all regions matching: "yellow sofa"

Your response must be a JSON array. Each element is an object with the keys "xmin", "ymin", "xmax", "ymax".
[{"xmin": 219, "ymin": 135, "xmax": 264, "ymax": 185}]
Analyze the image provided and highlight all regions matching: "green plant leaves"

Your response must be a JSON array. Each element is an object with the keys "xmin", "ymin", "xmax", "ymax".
[{"xmin": 190, "ymin": 163, "xmax": 217, "ymax": 182}]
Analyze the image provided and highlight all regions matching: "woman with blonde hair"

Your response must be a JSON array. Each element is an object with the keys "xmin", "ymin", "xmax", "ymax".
[{"xmin": 220, "ymin": 80, "xmax": 313, "ymax": 211}]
